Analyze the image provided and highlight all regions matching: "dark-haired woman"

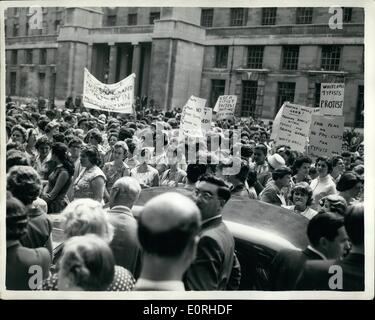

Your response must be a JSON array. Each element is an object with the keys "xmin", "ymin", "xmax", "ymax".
[
  {"xmin": 73, "ymin": 145, "xmax": 106, "ymax": 203},
  {"xmin": 41, "ymin": 142, "xmax": 74, "ymax": 213}
]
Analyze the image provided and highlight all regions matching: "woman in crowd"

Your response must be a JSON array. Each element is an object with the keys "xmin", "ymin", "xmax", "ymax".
[
  {"xmin": 330, "ymin": 156, "xmax": 345, "ymax": 184},
  {"xmin": 103, "ymin": 132, "xmax": 119, "ymax": 163},
  {"xmin": 291, "ymin": 156, "xmax": 312, "ymax": 184},
  {"xmin": 11, "ymin": 125, "xmax": 28, "ymax": 145},
  {"xmin": 25, "ymin": 128, "xmax": 38, "ymax": 163},
  {"xmin": 160, "ymin": 147, "xmax": 187, "ymax": 187},
  {"xmin": 6, "ymin": 193, "xmax": 51, "ymax": 290},
  {"xmin": 34, "ymin": 136, "xmax": 52, "ymax": 180},
  {"xmin": 103, "ymin": 141, "xmax": 130, "ymax": 199},
  {"xmin": 336, "ymin": 171, "xmax": 364, "ymax": 206},
  {"xmin": 57, "ymin": 235, "xmax": 115, "ymax": 291},
  {"xmin": 283, "ymin": 182, "xmax": 318, "ymax": 220},
  {"xmin": 73, "ymin": 145, "xmax": 106, "ymax": 203},
  {"xmin": 42, "ymin": 199, "xmax": 135, "ymax": 291},
  {"xmin": 310, "ymin": 156, "xmax": 337, "ymax": 210},
  {"xmin": 41, "ymin": 142, "xmax": 74, "ymax": 213},
  {"xmin": 124, "ymin": 139, "xmax": 139, "ymax": 170},
  {"xmin": 86, "ymin": 128, "xmax": 106, "ymax": 164},
  {"xmin": 7, "ymin": 165, "xmax": 53, "ymax": 256},
  {"xmin": 130, "ymin": 147, "xmax": 160, "ymax": 188},
  {"xmin": 318, "ymin": 194, "xmax": 348, "ymax": 216}
]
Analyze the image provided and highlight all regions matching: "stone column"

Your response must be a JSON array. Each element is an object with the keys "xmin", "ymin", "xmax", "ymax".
[
  {"xmin": 132, "ymin": 43, "xmax": 141, "ymax": 96},
  {"xmin": 108, "ymin": 43, "xmax": 117, "ymax": 84}
]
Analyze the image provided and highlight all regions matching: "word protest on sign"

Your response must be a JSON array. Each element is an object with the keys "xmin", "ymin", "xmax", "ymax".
[
  {"xmin": 308, "ymin": 115, "xmax": 344, "ymax": 158},
  {"xmin": 179, "ymin": 96, "xmax": 207, "ymax": 138},
  {"xmin": 214, "ymin": 95, "xmax": 237, "ymax": 120},
  {"xmin": 82, "ymin": 68, "xmax": 135, "ymax": 114},
  {"xmin": 201, "ymin": 107, "xmax": 213, "ymax": 132},
  {"xmin": 274, "ymin": 103, "xmax": 316, "ymax": 153},
  {"xmin": 320, "ymin": 83, "xmax": 345, "ymax": 116}
]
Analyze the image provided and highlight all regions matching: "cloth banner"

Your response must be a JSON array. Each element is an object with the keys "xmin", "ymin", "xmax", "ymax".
[
  {"xmin": 82, "ymin": 68, "xmax": 135, "ymax": 114},
  {"xmin": 308, "ymin": 115, "xmax": 345, "ymax": 158},
  {"xmin": 274, "ymin": 103, "xmax": 316, "ymax": 153},
  {"xmin": 320, "ymin": 83, "xmax": 345, "ymax": 116},
  {"xmin": 214, "ymin": 95, "xmax": 237, "ymax": 120}
]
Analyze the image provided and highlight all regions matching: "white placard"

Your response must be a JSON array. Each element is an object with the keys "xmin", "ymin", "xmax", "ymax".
[
  {"xmin": 320, "ymin": 83, "xmax": 345, "ymax": 116},
  {"xmin": 201, "ymin": 107, "xmax": 213, "ymax": 132},
  {"xmin": 214, "ymin": 95, "xmax": 237, "ymax": 120},
  {"xmin": 179, "ymin": 96, "xmax": 206, "ymax": 138}
]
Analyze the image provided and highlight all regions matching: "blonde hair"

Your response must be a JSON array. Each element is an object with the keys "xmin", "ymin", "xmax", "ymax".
[{"xmin": 61, "ymin": 199, "xmax": 114, "ymax": 243}]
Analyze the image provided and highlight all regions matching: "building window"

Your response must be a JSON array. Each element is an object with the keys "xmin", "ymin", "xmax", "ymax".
[
  {"xmin": 40, "ymin": 49, "xmax": 47, "ymax": 65},
  {"xmin": 13, "ymin": 23, "xmax": 19, "ymax": 37},
  {"xmin": 128, "ymin": 13, "xmax": 137, "ymax": 26},
  {"xmin": 282, "ymin": 46, "xmax": 299, "ymax": 70},
  {"xmin": 210, "ymin": 80, "xmax": 225, "ymax": 107},
  {"xmin": 14, "ymin": 8, "xmax": 19, "ymax": 16},
  {"xmin": 201, "ymin": 8, "xmax": 214, "ymax": 27},
  {"xmin": 25, "ymin": 22, "xmax": 29, "ymax": 36},
  {"xmin": 38, "ymin": 73, "xmax": 45, "ymax": 97},
  {"xmin": 230, "ymin": 8, "xmax": 245, "ymax": 26},
  {"xmin": 276, "ymin": 82, "xmax": 295, "ymax": 113},
  {"xmin": 343, "ymin": 8, "xmax": 352, "ymax": 22},
  {"xmin": 262, "ymin": 8, "xmax": 277, "ymax": 25},
  {"xmin": 10, "ymin": 72, "xmax": 17, "ymax": 95},
  {"xmin": 107, "ymin": 14, "xmax": 117, "ymax": 26},
  {"xmin": 42, "ymin": 21, "xmax": 48, "ymax": 35},
  {"xmin": 215, "ymin": 46, "xmax": 228, "ymax": 68},
  {"xmin": 296, "ymin": 7, "xmax": 313, "ymax": 24},
  {"xmin": 321, "ymin": 45, "xmax": 341, "ymax": 71},
  {"xmin": 149, "ymin": 12, "xmax": 160, "ymax": 24},
  {"xmin": 241, "ymin": 81, "xmax": 258, "ymax": 117},
  {"xmin": 355, "ymin": 85, "xmax": 364, "ymax": 128},
  {"xmin": 11, "ymin": 50, "xmax": 18, "ymax": 65},
  {"xmin": 247, "ymin": 46, "xmax": 264, "ymax": 69},
  {"xmin": 25, "ymin": 49, "xmax": 33, "ymax": 64},
  {"xmin": 54, "ymin": 20, "xmax": 61, "ymax": 33},
  {"xmin": 314, "ymin": 83, "xmax": 321, "ymax": 108}
]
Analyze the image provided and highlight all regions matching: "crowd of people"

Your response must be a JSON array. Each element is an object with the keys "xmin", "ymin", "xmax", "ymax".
[{"xmin": 5, "ymin": 97, "xmax": 365, "ymax": 291}]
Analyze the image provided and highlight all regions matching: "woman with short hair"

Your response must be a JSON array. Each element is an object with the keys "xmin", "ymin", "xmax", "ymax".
[
  {"xmin": 283, "ymin": 182, "xmax": 318, "ymax": 220},
  {"xmin": 11, "ymin": 125, "xmax": 28, "ymax": 145},
  {"xmin": 73, "ymin": 145, "xmax": 106, "ymax": 203}
]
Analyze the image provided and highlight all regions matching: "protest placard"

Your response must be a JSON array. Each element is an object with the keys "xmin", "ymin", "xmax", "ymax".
[
  {"xmin": 308, "ymin": 115, "xmax": 344, "ymax": 158},
  {"xmin": 270, "ymin": 104, "xmax": 285, "ymax": 141},
  {"xmin": 274, "ymin": 103, "xmax": 316, "ymax": 153},
  {"xmin": 319, "ymin": 83, "xmax": 345, "ymax": 116},
  {"xmin": 201, "ymin": 107, "xmax": 212, "ymax": 132},
  {"xmin": 179, "ymin": 96, "xmax": 206, "ymax": 138},
  {"xmin": 82, "ymin": 68, "xmax": 135, "ymax": 113},
  {"xmin": 214, "ymin": 95, "xmax": 237, "ymax": 120}
]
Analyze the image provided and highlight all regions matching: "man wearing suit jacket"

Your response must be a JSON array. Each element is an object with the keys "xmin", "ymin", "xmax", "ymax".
[
  {"xmin": 107, "ymin": 177, "xmax": 143, "ymax": 279},
  {"xmin": 296, "ymin": 203, "xmax": 364, "ymax": 291},
  {"xmin": 259, "ymin": 166, "xmax": 292, "ymax": 207},
  {"xmin": 269, "ymin": 212, "xmax": 350, "ymax": 290},
  {"xmin": 184, "ymin": 174, "xmax": 241, "ymax": 291},
  {"xmin": 134, "ymin": 192, "xmax": 201, "ymax": 291}
]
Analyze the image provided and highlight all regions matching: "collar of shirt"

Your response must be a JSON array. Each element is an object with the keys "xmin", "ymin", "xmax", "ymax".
[
  {"xmin": 307, "ymin": 245, "xmax": 327, "ymax": 260},
  {"xmin": 109, "ymin": 205, "xmax": 133, "ymax": 217},
  {"xmin": 135, "ymin": 278, "xmax": 185, "ymax": 291},
  {"xmin": 202, "ymin": 214, "xmax": 222, "ymax": 226}
]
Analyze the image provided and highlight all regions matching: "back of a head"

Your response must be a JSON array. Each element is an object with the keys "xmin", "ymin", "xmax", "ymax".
[
  {"xmin": 112, "ymin": 177, "xmax": 141, "ymax": 205},
  {"xmin": 138, "ymin": 192, "xmax": 201, "ymax": 258},
  {"xmin": 6, "ymin": 150, "xmax": 30, "ymax": 172},
  {"xmin": 7, "ymin": 165, "xmax": 42, "ymax": 205},
  {"xmin": 186, "ymin": 163, "xmax": 207, "ymax": 184},
  {"xmin": 58, "ymin": 234, "xmax": 115, "ymax": 291},
  {"xmin": 272, "ymin": 166, "xmax": 292, "ymax": 181},
  {"xmin": 344, "ymin": 203, "xmax": 364, "ymax": 246},
  {"xmin": 307, "ymin": 213, "xmax": 344, "ymax": 247},
  {"xmin": 6, "ymin": 193, "xmax": 28, "ymax": 241},
  {"xmin": 61, "ymin": 199, "xmax": 114, "ymax": 243}
]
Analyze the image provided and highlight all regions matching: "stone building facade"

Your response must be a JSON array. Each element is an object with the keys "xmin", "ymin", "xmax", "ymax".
[{"xmin": 5, "ymin": 6, "xmax": 364, "ymax": 127}]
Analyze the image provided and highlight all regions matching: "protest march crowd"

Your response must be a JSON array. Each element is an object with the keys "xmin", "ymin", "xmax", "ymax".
[{"xmin": 5, "ymin": 92, "xmax": 365, "ymax": 292}]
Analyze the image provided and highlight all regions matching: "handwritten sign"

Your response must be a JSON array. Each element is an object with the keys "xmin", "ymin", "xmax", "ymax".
[
  {"xmin": 320, "ymin": 83, "xmax": 345, "ymax": 116},
  {"xmin": 82, "ymin": 68, "xmax": 135, "ymax": 113},
  {"xmin": 201, "ymin": 107, "xmax": 212, "ymax": 132},
  {"xmin": 274, "ymin": 103, "xmax": 316, "ymax": 153},
  {"xmin": 308, "ymin": 115, "xmax": 344, "ymax": 158},
  {"xmin": 179, "ymin": 96, "xmax": 206, "ymax": 138},
  {"xmin": 214, "ymin": 95, "xmax": 237, "ymax": 120}
]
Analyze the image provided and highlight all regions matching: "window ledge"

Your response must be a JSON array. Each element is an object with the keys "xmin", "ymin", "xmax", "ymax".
[
  {"xmin": 235, "ymin": 68, "xmax": 270, "ymax": 73},
  {"xmin": 305, "ymin": 70, "xmax": 348, "ymax": 75}
]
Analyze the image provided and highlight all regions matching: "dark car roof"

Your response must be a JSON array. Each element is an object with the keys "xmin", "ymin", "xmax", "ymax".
[{"xmin": 134, "ymin": 186, "xmax": 309, "ymax": 249}]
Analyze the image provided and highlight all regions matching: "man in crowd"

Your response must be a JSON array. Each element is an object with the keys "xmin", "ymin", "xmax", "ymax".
[
  {"xmin": 184, "ymin": 174, "xmax": 241, "ymax": 290},
  {"xmin": 269, "ymin": 212, "xmax": 351, "ymax": 290},
  {"xmin": 296, "ymin": 203, "xmax": 364, "ymax": 290},
  {"xmin": 107, "ymin": 177, "xmax": 143, "ymax": 279},
  {"xmin": 134, "ymin": 192, "xmax": 201, "ymax": 291}
]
